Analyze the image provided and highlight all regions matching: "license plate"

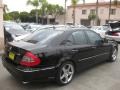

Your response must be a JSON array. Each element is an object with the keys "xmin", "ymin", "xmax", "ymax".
[{"xmin": 9, "ymin": 52, "xmax": 15, "ymax": 60}]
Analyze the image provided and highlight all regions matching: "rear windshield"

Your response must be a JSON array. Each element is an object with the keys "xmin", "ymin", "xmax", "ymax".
[
  {"xmin": 4, "ymin": 23, "xmax": 28, "ymax": 34},
  {"xmin": 23, "ymin": 30, "xmax": 63, "ymax": 44}
]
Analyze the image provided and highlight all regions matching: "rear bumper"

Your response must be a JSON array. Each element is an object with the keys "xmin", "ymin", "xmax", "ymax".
[
  {"xmin": 2, "ymin": 57, "xmax": 57, "ymax": 83},
  {"xmin": 106, "ymin": 35, "xmax": 120, "ymax": 42}
]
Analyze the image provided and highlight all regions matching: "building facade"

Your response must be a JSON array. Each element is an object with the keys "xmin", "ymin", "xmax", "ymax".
[
  {"xmin": 0, "ymin": 0, "xmax": 4, "ymax": 50},
  {"xmin": 66, "ymin": 2, "xmax": 120, "ymax": 26}
]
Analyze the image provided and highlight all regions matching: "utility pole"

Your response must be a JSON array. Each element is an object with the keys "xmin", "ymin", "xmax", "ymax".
[
  {"xmin": 108, "ymin": 0, "xmax": 112, "ymax": 23},
  {"xmin": 64, "ymin": 0, "xmax": 67, "ymax": 25},
  {"xmin": 96, "ymin": 0, "xmax": 99, "ymax": 26},
  {"xmin": 36, "ymin": 11, "xmax": 38, "ymax": 23}
]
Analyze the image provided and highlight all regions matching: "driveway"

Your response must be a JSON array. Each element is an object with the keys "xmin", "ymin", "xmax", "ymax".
[{"xmin": 0, "ymin": 45, "xmax": 120, "ymax": 90}]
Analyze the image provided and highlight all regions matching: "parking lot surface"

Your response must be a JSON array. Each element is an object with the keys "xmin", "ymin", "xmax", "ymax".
[{"xmin": 0, "ymin": 45, "xmax": 120, "ymax": 90}]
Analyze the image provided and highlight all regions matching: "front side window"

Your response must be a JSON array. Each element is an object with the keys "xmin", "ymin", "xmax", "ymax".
[{"xmin": 86, "ymin": 31, "xmax": 102, "ymax": 45}]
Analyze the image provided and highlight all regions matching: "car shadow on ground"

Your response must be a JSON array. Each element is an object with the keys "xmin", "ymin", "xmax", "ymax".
[
  {"xmin": 5, "ymin": 61, "xmax": 113, "ymax": 90},
  {"xmin": 1, "ymin": 59, "xmax": 119, "ymax": 90}
]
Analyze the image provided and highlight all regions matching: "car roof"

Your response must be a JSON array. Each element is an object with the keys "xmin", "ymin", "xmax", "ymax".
[{"xmin": 34, "ymin": 25, "xmax": 88, "ymax": 32}]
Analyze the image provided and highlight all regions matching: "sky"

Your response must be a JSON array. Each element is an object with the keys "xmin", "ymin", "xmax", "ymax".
[{"xmin": 3, "ymin": 0, "xmax": 113, "ymax": 12}]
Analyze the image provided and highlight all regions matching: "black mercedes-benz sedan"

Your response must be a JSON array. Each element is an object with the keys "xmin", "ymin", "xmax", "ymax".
[{"xmin": 2, "ymin": 27, "xmax": 118, "ymax": 85}]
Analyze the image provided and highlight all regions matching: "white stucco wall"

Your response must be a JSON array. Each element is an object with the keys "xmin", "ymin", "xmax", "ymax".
[
  {"xmin": 0, "ymin": 0, "xmax": 4, "ymax": 50},
  {"xmin": 66, "ymin": 3, "xmax": 120, "ymax": 26}
]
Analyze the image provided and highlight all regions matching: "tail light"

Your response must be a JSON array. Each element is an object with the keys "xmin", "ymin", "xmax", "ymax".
[
  {"xmin": 112, "ymin": 32, "xmax": 119, "ymax": 36},
  {"xmin": 20, "ymin": 52, "xmax": 41, "ymax": 67}
]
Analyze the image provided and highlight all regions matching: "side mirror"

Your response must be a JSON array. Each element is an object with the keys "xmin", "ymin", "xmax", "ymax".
[{"xmin": 95, "ymin": 39, "xmax": 104, "ymax": 46}]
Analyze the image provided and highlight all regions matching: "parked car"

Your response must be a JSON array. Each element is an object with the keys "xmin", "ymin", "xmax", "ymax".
[
  {"xmin": 32, "ymin": 25, "xmax": 87, "ymax": 33},
  {"xmin": 2, "ymin": 28, "xmax": 118, "ymax": 85},
  {"xmin": 18, "ymin": 23, "xmax": 30, "ymax": 29},
  {"xmin": 91, "ymin": 26, "xmax": 111, "ymax": 38},
  {"xmin": 4, "ymin": 22, "xmax": 30, "ymax": 42},
  {"xmin": 77, "ymin": 25, "xmax": 88, "ymax": 29},
  {"xmin": 25, "ymin": 24, "xmax": 43, "ymax": 32},
  {"xmin": 105, "ymin": 21, "xmax": 120, "ymax": 42}
]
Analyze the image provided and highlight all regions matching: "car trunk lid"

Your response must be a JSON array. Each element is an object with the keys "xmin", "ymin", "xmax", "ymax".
[{"xmin": 5, "ymin": 41, "xmax": 37, "ymax": 65}]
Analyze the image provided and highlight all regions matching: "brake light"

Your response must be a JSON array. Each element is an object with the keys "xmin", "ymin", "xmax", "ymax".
[
  {"xmin": 112, "ymin": 32, "xmax": 119, "ymax": 36},
  {"xmin": 20, "ymin": 52, "xmax": 41, "ymax": 67}
]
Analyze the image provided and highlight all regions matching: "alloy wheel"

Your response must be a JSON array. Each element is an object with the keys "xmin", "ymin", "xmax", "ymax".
[
  {"xmin": 60, "ymin": 63, "xmax": 74, "ymax": 84},
  {"xmin": 112, "ymin": 48, "xmax": 118, "ymax": 61}
]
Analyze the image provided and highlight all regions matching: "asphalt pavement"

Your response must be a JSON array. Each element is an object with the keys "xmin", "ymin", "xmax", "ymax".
[{"xmin": 0, "ymin": 45, "xmax": 120, "ymax": 90}]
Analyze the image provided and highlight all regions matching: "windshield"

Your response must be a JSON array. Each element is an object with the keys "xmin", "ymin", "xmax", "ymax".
[
  {"xmin": 4, "ymin": 23, "xmax": 24, "ymax": 30},
  {"xmin": 23, "ymin": 30, "xmax": 64, "ymax": 44}
]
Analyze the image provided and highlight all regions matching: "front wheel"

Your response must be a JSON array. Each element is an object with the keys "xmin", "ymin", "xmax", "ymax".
[
  {"xmin": 109, "ymin": 47, "xmax": 118, "ymax": 62},
  {"xmin": 56, "ymin": 61, "xmax": 75, "ymax": 85}
]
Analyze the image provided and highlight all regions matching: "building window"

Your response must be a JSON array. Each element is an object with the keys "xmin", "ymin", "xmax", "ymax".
[
  {"xmin": 110, "ymin": 9, "xmax": 116, "ymax": 15},
  {"xmin": 82, "ymin": 10, "xmax": 87, "ymax": 14},
  {"xmin": 90, "ymin": 9, "xmax": 96, "ymax": 14}
]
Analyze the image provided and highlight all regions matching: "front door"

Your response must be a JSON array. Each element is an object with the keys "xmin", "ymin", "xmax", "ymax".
[
  {"xmin": 85, "ymin": 30, "xmax": 110, "ymax": 63},
  {"xmin": 62, "ymin": 30, "xmax": 97, "ymax": 71}
]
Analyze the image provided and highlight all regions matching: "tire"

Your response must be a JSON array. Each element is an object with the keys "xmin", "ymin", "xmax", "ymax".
[
  {"xmin": 109, "ymin": 47, "xmax": 118, "ymax": 62},
  {"xmin": 56, "ymin": 61, "xmax": 75, "ymax": 85}
]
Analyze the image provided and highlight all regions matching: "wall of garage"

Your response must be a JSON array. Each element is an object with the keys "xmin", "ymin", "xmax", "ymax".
[{"xmin": 0, "ymin": 0, "xmax": 4, "ymax": 50}]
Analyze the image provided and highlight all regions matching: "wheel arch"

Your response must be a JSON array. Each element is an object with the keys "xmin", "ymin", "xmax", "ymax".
[{"xmin": 56, "ymin": 58, "xmax": 77, "ymax": 72}]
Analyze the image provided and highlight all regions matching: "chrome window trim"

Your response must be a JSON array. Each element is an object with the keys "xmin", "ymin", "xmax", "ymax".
[{"xmin": 78, "ymin": 52, "xmax": 109, "ymax": 62}]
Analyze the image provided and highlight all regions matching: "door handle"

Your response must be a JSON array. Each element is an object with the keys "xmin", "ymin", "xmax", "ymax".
[{"xmin": 72, "ymin": 49, "xmax": 79, "ymax": 52}]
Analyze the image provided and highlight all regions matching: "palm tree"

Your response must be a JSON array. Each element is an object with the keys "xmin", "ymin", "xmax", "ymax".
[
  {"xmin": 3, "ymin": 4, "xmax": 9, "ymax": 14},
  {"xmin": 108, "ymin": 0, "xmax": 119, "ymax": 22},
  {"xmin": 108, "ymin": 0, "xmax": 112, "ymax": 22},
  {"xmin": 64, "ymin": 0, "xmax": 67, "ymax": 25},
  {"xmin": 27, "ymin": 0, "xmax": 40, "ymax": 23},
  {"xmin": 39, "ymin": 0, "xmax": 48, "ymax": 24},
  {"xmin": 88, "ymin": 12, "xmax": 97, "ymax": 25},
  {"xmin": 71, "ymin": 0, "xmax": 79, "ymax": 25},
  {"xmin": 71, "ymin": 0, "xmax": 85, "ymax": 25},
  {"xmin": 96, "ymin": 0, "xmax": 99, "ymax": 25},
  {"xmin": 83, "ymin": 0, "xmax": 85, "ymax": 4}
]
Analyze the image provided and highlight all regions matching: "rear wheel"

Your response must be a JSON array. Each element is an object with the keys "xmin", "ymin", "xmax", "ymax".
[
  {"xmin": 56, "ymin": 61, "xmax": 75, "ymax": 85},
  {"xmin": 109, "ymin": 47, "xmax": 118, "ymax": 62}
]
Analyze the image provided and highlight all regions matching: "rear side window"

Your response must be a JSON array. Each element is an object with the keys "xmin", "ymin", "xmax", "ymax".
[
  {"xmin": 72, "ymin": 31, "xmax": 88, "ymax": 45},
  {"xmin": 23, "ymin": 30, "xmax": 63, "ymax": 44},
  {"xmin": 86, "ymin": 30, "xmax": 102, "ymax": 45}
]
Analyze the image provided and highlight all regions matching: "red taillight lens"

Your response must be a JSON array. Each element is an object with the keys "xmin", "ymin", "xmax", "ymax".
[
  {"xmin": 112, "ymin": 33, "xmax": 119, "ymax": 36},
  {"xmin": 20, "ymin": 52, "xmax": 41, "ymax": 67}
]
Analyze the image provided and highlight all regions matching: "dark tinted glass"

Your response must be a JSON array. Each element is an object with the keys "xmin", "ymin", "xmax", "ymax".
[
  {"xmin": 86, "ymin": 31, "xmax": 102, "ymax": 44},
  {"xmin": 23, "ymin": 30, "xmax": 63, "ymax": 44},
  {"xmin": 72, "ymin": 31, "xmax": 87, "ymax": 45}
]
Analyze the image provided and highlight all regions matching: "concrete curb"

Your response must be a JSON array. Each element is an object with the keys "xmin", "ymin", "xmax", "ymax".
[{"xmin": 0, "ymin": 50, "xmax": 4, "ymax": 56}]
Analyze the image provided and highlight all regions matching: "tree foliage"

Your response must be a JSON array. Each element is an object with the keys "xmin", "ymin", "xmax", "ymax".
[
  {"xmin": 8, "ymin": 11, "xmax": 19, "ymax": 20},
  {"xmin": 4, "ymin": 0, "xmax": 64, "ymax": 23},
  {"xmin": 88, "ymin": 12, "xmax": 97, "ymax": 21},
  {"xmin": 3, "ymin": 13, "xmax": 12, "ymax": 20},
  {"xmin": 27, "ymin": 0, "xmax": 40, "ymax": 8}
]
